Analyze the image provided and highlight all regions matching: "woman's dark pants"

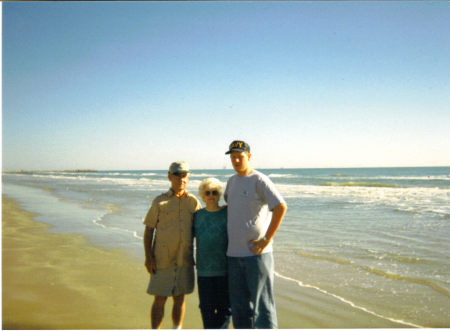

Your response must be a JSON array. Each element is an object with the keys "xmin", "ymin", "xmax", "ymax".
[{"xmin": 197, "ymin": 276, "xmax": 231, "ymax": 329}]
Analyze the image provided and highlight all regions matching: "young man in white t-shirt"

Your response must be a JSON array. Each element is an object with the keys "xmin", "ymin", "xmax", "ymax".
[{"xmin": 224, "ymin": 140, "xmax": 287, "ymax": 329}]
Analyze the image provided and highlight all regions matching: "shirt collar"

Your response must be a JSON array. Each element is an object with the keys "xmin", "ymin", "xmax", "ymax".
[{"xmin": 168, "ymin": 188, "xmax": 187, "ymax": 198}]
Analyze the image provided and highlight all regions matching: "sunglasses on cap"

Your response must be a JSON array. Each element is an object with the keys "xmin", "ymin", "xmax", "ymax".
[{"xmin": 205, "ymin": 190, "xmax": 219, "ymax": 196}]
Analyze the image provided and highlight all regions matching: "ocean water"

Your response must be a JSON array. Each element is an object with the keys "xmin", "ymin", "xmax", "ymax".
[{"xmin": 2, "ymin": 167, "xmax": 449, "ymax": 328}]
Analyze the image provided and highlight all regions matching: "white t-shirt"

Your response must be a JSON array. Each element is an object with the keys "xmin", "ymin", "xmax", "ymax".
[{"xmin": 224, "ymin": 170, "xmax": 286, "ymax": 257}]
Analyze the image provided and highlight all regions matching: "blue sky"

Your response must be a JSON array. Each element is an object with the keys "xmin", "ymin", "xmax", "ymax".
[{"xmin": 2, "ymin": 2, "xmax": 449, "ymax": 171}]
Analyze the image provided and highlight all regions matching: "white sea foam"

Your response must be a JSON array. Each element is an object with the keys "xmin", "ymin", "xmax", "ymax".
[
  {"xmin": 19, "ymin": 172, "xmax": 167, "ymax": 190},
  {"xmin": 188, "ymin": 173, "xmax": 219, "ymax": 178},
  {"xmin": 276, "ymin": 183, "xmax": 450, "ymax": 217},
  {"xmin": 141, "ymin": 172, "xmax": 158, "ymax": 176},
  {"xmin": 268, "ymin": 173, "xmax": 297, "ymax": 178},
  {"xmin": 325, "ymin": 175, "xmax": 450, "ymax": 181},
  {"xmin": 8, "ymin": 171, "xmax": 449, "ymax": 217},
  {"xmin": 92, "ymin": 208, "xmax": 142, "ymax": 240},
  {"xmin": 372, "ymin": 175, "xmax": 450, "ymax": 181},
  {"xmin": 92, "ymin": 212, "xmax": 109, "ymax": 229}
]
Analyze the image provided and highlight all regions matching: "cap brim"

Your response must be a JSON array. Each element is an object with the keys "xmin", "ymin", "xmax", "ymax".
[
  {"xmin": 225, "ymin": 148, "xmax": 246, "ymax": 155},
  {"xmin": 170, "ymin": 170, "xmax": 189, "ymax": 175}
]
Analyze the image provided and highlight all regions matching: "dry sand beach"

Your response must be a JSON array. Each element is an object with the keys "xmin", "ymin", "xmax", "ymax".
[{"xmin": 2, "ymin": 196, "xmax": 406, "ymax": 329}]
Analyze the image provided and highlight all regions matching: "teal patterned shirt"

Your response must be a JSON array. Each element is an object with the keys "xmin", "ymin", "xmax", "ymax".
[{"xmin": 193, "ymin": 207, "xmax": 228, "ymax": 277}]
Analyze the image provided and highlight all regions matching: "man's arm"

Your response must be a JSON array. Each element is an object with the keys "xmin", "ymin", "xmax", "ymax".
[
  {"xmin": 249, "ymin": 203, "xmax": 287, "ymax": 255},
  {"xmin": 143, "ymin": 226, "xmax": 156, "ymax": 274}
]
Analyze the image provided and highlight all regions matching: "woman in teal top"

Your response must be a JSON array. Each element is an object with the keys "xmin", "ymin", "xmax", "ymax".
[{"xmin": 194, "ymin": 178, "xmax": 231, "ymax": 329}]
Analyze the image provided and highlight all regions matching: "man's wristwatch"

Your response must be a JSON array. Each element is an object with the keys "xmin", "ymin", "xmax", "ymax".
[{"xmin": 263, "ymin": 236, "xmax": 269, "ymax": 242}]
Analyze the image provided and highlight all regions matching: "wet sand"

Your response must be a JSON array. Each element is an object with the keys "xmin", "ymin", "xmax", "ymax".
[
  {"xmin": 2, "ymin": 197, "xmax": 202, "ymax": 329},
  {"xmin": 2, "ymin": 196, "xmax": 405, "ymax": 329}
]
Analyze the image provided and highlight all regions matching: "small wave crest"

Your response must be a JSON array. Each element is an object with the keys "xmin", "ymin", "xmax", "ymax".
[
  {"xmin": 321, "ymin": 181, "xmax": 398, "ymax": 188},
  {"xmin": 277, "ymin": 183, "xmax": 449, "ymax": 218},
  {"xmin": 361, "ymin": 266, "xmax": 450, "ymax": 297},
  {"xmin": 268, "ymin": 173, "xmax": 297, "ymax": 178},
  {"xmin": 92, "ymin": 204, "xmax": 142, "ymax": 240},
  {"xmin": 296, "ymin": 250, "xmax": 353, "ymax": 265},
  {"xmin": 332, "ymin": 173, "xmax": 349, "ymax": 177},
  {"xmin": 295, "ymin": 250, "xmax": 450, "ymax": 297},
  {"xmin": 141, "ymin": 173, "xmax": 158, "ymax": 176},
  {"xmin": 189, "ymin": 173, "xmax": 219, "ymax": 178}
]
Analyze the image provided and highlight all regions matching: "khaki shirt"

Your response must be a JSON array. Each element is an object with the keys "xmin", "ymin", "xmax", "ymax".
[{"xmin": 143, "ymin": 190, "xmax": 201, "ymax": 270}]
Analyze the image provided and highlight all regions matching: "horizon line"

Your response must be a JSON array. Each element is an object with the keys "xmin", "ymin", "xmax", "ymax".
[{"xmin": 3, "ymin": 165, "xmax": 450, "ymax": 173}]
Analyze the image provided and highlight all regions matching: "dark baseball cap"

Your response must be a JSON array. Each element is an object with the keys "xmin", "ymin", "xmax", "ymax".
[{"xmin": 225, "ymin": 140, "xmax": 251, "ymax": 155}]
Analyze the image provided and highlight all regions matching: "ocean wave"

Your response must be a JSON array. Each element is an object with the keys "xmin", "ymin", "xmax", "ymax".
[
  {"xmin": 321, "ymin": 181, "xmax": 398, "ymax": 188},
  {"xmin": 188, "ymin": 173, "xmax": 221, "ymax": 178},
  {"xmin": 361, "ymin": 249, "xmax": 435, "ymax": 265},
  {"xmin": 329, "ymin": 175, "xmax": 450, "ymax": 182},
  {"xmin": 29, "ymin": 173, "xmax": 84, "ymax": 180},
  {"xmin": 8, "ymin": 170, "xmax": 450, "ymax": 184},
  {"xmin": 277, "ymin": 183, "xmax": 450, "ymax": 218},
  {"xmin": 6, "ymin": 171, "xmax": 449, "ymax": 218},
  {"xmin": 296, "ymin": 250, "xmax": 353, "ymax": 265},
  {"xmin": 92, "ymin": 204, "xmax": 142, "ymax": 240},
  {"xmin": 295, "ymin": 250, "xmax": 450, "ymax": 297},
  {"xmin": 268, "ymin": 173, "xmax": 297, "ymax": 178},
  {"xmin": 17, "ymin": 172, "xmax": 169, "ymax": 190},
  {"xmin": 374, "ymin": 175, "xmax": 450, "ymax": 181},
  {"xmin": 331, "ymin": 173, "xmax": 349, "ymax": 177},
  {"xmin": 359, "ymin": 266, "xmax": 450, "ymax": 297}
]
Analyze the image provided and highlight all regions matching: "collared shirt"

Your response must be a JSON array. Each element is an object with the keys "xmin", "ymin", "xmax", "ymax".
[{"xmin": 144, "ymin": 189, "xmax": 202, "ymax": 270}]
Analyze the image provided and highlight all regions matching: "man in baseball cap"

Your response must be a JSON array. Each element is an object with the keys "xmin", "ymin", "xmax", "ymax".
[
  {"xmin": 143, "ymin": 161, "xmax": 201, "ymax": 329},
  {"xmin": 224, "ymin": 140, "xmax": 287, "ymax": 329}
]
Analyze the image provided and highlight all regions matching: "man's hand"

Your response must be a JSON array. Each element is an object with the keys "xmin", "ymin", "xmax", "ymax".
[
  {"xmin": 249, "ymin": 203, "xmax": 287, "ymax": 256},
  {"xmin": 143, "ymin": 226, "xmax": 156, "ymax": 274},
  {"xmin": 145, "ymin": 257, "xmax": 157, "ymax": 274},
  {"xmin": 249, "ymin": 237, "xmax": 270, "ymax": 256}
]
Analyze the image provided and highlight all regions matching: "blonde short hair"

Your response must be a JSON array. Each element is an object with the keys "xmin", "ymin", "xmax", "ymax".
[{"xmin": 198, "ymin": 177, "xmax": 223, "ymax": 197}]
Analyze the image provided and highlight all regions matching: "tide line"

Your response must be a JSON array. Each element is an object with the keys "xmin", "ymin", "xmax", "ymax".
[
  {"xmin": 274, "ymin": 271, "xmax": 425, "ymax": 328},
  {"xmin": 92, "ymin": 213, "xmax": 142, "ymax": 240}
]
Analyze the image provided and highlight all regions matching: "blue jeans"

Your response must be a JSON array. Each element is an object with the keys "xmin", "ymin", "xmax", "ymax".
[
  {"xmin": 197, "ymin": 276, "xmax": 231, "ymax": 329},
  {"xmin": 228, "ymin": 253, "xmax": 277, "ymax": 329}
]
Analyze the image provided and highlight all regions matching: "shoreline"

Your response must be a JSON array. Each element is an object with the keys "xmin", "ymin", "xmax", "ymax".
[{"xmin": 2, "ymin": 195, "xmax": 407, "ymax": 329}]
